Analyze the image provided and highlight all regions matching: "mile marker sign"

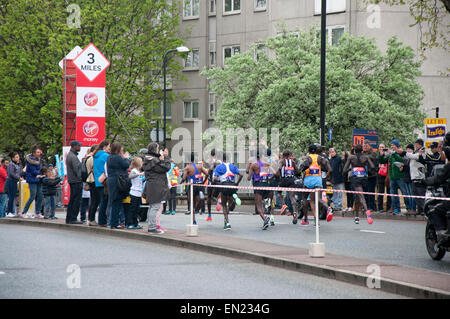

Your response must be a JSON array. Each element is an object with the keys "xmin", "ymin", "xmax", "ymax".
[{"xmin": 73, "ymin": 43, "xmax": 110, "ymax": 82}]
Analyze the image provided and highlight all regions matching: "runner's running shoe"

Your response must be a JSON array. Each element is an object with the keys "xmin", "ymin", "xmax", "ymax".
[
  {"xmin": 366, "ymin": 210, "xmax": 373, "ymax": 224},
  {"xmin": 232, "ymin": 194, "xmax": 241, "ymax": 206},
  {"xmin": 292, "ymin": 213, "xmax": 298, "ymax": 225},
  {"xmin": 206, "ymin": 215, "xmax": 212, "ymax": 221},
  {"xmin": 224, "ymin": 222, "xmax": 231, "ymax": 230},
  {"xmin": 263, "ymin": 216, "xmax": 270, "ymax": 230},
  {"xmin": 354, "ymin": 217, "xmax": 360, "ymax": 224},
  {"xmin": 280, "ymin": 204, "xmax": 288, "ymax": 215},
  {"xmin": 326, "ymin": 207, "xmax": 334, "ymax": 222},
  {"xmin": 216, "ymin": 197, "xmax": 222, "ymax": 211},
  {"xmin": 270, "ymin": 215, "xmax": 275, "ymax": 226},
  {"xmin": 300, "ymin": 219, "xmax": 309, "ymax": 226}
]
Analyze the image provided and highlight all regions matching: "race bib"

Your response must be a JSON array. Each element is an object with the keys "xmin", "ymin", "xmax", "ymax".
[
  {"xmin": 309, "ymin": 165, "xmax": 320, "ymax": 175},
  {"xmin": 260, "ymin": 171, "xmax": 269, "ymax": 182},
  {"xmin": 285, "ymin": 166, "xmax": 294, "ymax": 176},
  {"xmin": 224, "ymin": 172, "xmax": 235, "ymax": 182},
  {"xmin": 352, "ymin": 167, "xmax": 366, "ymax": 177}
]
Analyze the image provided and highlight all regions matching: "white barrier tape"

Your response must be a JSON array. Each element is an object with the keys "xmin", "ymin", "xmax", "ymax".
[{"xmin": 176, "ymin": 182, "xmax": 450, "ymax": 201}]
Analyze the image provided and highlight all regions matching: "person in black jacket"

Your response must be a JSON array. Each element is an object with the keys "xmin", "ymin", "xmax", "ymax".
[
  {"xmin": 329, "ymin": 148, "xmax": 344, "ymax": 212},
  {"xmin": 42, "ymin": 169, "xmax": 62, "ymax": 220},
  {"xmin": 106, "ymin": 142, "xmax": 130, "ymax": 229}
]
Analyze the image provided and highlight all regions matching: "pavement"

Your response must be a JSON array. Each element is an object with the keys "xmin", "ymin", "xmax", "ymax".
[
  {"xmin": 1, "ymin": 211, "xmax": 449, "ymax": 299},
  {"xmin": 0, "ymin": 224, "xmax": 406, "ymax": 299}
]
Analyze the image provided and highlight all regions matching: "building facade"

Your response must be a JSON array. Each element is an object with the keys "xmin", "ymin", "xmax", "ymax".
[{"xmin": 167, "ymin": 0, "xmax": 449, "ymax": 160}]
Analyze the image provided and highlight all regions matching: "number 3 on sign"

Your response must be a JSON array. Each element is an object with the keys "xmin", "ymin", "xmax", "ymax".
[{"xmin": 87, "ymin": 53, "xmax": 95, "ymax": 64}]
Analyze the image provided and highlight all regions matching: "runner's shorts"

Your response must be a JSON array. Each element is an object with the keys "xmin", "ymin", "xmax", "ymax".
[
  {"xmin": 207, "ymin": 181, "xmax": 220, "ymax": 197},
  {"xmin": 350, "ymin": 176, "xmax": 367, "ymax": 189},
  {"xmin": 253, "ymin": 180, "xmax": 270, "ymax": 197},
  {"xmin": 219, "ymin": 181, "xmax": 238, "ymax": 197},
  {"xmin": 278, "ymin": 177, "xmax": 297, "ymax": 188},
  {"xmin": 303, "ymin": 176, "xmax": 323, "ymax": 189}
]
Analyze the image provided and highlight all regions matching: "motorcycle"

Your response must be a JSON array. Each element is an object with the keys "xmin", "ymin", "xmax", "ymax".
[
  {"xmin": 293, "ymin": 178, "xmax": 327, "ymax": 221},
  {"xmin": 424, "ymin": 184, "xmax": 450, "ymax": 260}
]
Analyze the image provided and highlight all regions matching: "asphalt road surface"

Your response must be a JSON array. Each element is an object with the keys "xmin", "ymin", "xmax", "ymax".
[
  {"xmin": 155, "ymin": 210, "xmax": 450, "ymax": 274},
  {"xmin": 0, "ymin": 224, "xmax": 405, "ymax": 299}
]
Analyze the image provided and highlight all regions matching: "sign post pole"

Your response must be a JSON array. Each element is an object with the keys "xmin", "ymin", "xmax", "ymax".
[{"xmin": 309, "ymin": 189, "xmax": 325, "ymax": 257}]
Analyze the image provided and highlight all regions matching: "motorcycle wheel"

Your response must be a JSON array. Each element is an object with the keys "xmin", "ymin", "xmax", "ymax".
[
  {"xmin": 425, "ymin": 221, "xmax": 446, "ymax": 260},
  {"xmin": 296, "ymin": 202, "xmax": 304, "ymax": 220},
  {"xmin": 319, "ymin": 205, "xmax": 327, "ymax": 220}
]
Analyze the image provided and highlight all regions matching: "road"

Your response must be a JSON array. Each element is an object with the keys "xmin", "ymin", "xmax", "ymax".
[
  {"xmin": 153, "ymin": 209, "xmax": 450, "ymax": 274},
  {"xmin": 0, "ymin": 224, "xmax": 405, "ymax": 299}
]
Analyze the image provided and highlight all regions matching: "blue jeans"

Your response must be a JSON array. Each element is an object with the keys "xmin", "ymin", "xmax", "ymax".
[
  {"xmin": 331, "ymin": 183, "xmax": 344, "ymax": 210},
  {"xmin": 0, "ymin": 193, "xmax": 7, "ymax": 218},
  {"xmin": 23, "ymin": 183, "xmax": 43, "ymax": 214},
  {"xmin": 44, "ymin": 196, "xmax": 56, "ymax": 218},
  {"xmin": 404, "ymin": 182, "xmax": 415, "ymax": 211},
  {"xmin": 6, "ymin": 179, "xmax": 17, "ymax": 214},
  {"xmin": 97, "ymin": 187, "xmax": 108, "ymax": 225},
  {"xmin": 390, "ymin": 179, "xmax": 409, "ymax": 212}
]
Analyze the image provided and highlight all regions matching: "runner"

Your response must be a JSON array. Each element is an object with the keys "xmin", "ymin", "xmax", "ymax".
[
  {"xmin": 214, "ymin": 153, "xmax": 243, "ymax": 230},
  {"xmin": 205, "ymin": 149, "xmax": 222, "ymax": 221},
  {"xmin": 180, "ymin": 153, "xmax": 209, "ymax": 224},
  {"xmin": 248, "ymin": 152, "xmax": 274, "ymax": 230},
  {"xmin": 342, "ymin": 144, "xmax": 375, "ymax": 225},
  {"xmin": 299, "ymin": 144, "xmax": 333, "ymax": 226},
  {"xmin": 276, "ymin": 150, "xmax": 300, "ymax": 224}
]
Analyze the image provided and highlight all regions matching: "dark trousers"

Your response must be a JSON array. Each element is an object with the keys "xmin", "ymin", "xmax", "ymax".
[
  {"xmin": 6, "ymin": 179, "xmax": 18, "ymax": 214},
  {"xmin": 364, "ymin": 177, "xmax": 377, "ymax": 211},
  {"xmin": 67, "ymin": 182, "xmax": 82, "ymax": 223},
  {"xmin": 377, "ymin": 176, "xmax": 391, "ymax": 211},
  {"xmin": 124, "ymin": 195, "xmax": 140, "ymax": 226},
  {"xmin": 87, "ymin": 182, "xmax": 96, "ymax": 221},
  {"xmin": 89, "ymin": 186, "xmax": 108, "ymax": 224},
  {"xmin": 80, "ymin": 197, "xmax": 89, "ymax": 221},
  {"xmin": 412, "ymin": 181, "xmax": 426, "ymax": 213},
  {"xmin": 169, "ymin": 187, "xmax": 177, "ymax": 211},
  {"xmin": 345, "ymin": 181, "xmax": 354, "ymax": 208}
]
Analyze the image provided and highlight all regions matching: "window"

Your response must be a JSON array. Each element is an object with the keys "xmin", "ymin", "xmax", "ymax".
[
  {"xmin": 184, "ymin": 101, "xmax": 199, "ymax": 119},
  {"xmin": 209, "ymin": 0, "xmax": 216, "ymax": 14},
  {"xmin": 223, "ymin": 45, "xmax": 240, "ymax": 64},
  {"xmin": 184, "ymin": 49, "xmax": 199, "ymax": 69},
  {"xmin": 327, "ymin": 26, "xmax": 345, "ymax": 45},
  {"xmin": 314, "ymin": 0, "xmax": 345, "ymax": 15},
  {"xmin": 184, "ymin": 0, "xmax": 199, "ymax": 19},
  {"xmin": 224, "ymin": 0, "xmax": 240, "ymax": 14},
  {"xmin": 209, "ymin": 41, "xmax": 216, "ymax": 66},
  {"xmin": 255, "ymin": 43, "xmax": 267, "ymax": 60},
  {"xmin": 209, "ymin": 93, "xmax": 216, "ymax": 118},
  {"xmin": 255, "ymin": 0, "xmax": 266, "ymax": 11},
  {"xmin": 155, "ymin": 101, "xmax": 172, "ymax": 119}
]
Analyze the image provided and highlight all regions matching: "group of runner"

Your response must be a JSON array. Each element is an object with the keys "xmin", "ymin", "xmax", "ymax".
[{"xmin": 180, "ymin": 144, "xmax": 375, "ymax": 231}]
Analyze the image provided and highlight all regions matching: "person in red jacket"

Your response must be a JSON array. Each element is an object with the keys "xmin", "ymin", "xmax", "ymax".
[{"xmin": 0, "ymin": 158, "xmax": 9, "ymax": 218}]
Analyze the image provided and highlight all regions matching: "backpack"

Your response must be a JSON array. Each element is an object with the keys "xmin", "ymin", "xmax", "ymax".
[
  {"xmin": 117, "ymin": 173, "xmax": 132, "ymax": 194},
  {"xmin": 81, "ymin": 156, "xmax": 92, "ymax": 182}
]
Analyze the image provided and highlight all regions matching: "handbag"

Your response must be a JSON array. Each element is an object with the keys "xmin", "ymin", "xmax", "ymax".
[
  {"xmin": 378, "ymin": 164, "xmax": 388, "ymax": 177},
  {"xmin": 98, "ymin": 173, "xmax": 107, "ymax": 186}
]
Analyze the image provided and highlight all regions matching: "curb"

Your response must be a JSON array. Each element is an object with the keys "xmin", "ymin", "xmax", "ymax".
[{"xmin": 0, "ymin": 218, "xmax": 448, "ymax": 299}]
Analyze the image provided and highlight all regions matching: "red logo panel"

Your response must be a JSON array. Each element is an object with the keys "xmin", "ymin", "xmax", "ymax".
[{"xmin": 76, "ymin": 117, "xmax": 105, "ymax": 146}]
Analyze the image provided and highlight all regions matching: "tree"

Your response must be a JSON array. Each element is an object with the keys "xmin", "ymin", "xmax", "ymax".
[
  {"xmin": 0, "ymin": 0, "xmax": 184, "ymax": 156},
  {"xmin": 362, "ymin": 0, "xmax": 449, "ymax": 54},
  {"xmin": 202, "ymin": 28, "xmax": 425, "ymax": 153}
]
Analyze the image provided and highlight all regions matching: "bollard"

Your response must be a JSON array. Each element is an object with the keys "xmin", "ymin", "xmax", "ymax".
[
  {"xmin": 309, "ymin": 188, "xmax": 325, "ymax": 257},
  {"xmin": 186, "ymin": 183, "xmax": 198, "ymax": 236}
]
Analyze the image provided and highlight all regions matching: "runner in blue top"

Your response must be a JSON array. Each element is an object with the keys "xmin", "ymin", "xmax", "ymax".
[
  {"xmin": 214, "ymin": 153, "xmax": 243, "ymax": 230},
  {"xmin": 248, "ymin": 152, "xmax": 274, "ymax": 230},
  {"xmin": 181, "ymin": 153, "xmax": 209, "ymax": 224}
]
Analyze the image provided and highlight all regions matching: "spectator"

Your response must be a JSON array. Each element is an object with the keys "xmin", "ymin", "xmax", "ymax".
[
  {"xmin": 376, "ymin": 144, "xmax": 392, "ymax": 213},
  {"xmin": 5, "ymin": 152, "xmax": 22, "ymax": 217},
  {"xmin": 342, "ymin": 150, "xmax": 354, "ymax": 213},
  {"xmin": 90, "ymin": 140, "xmax": 110, "ymax": 227},
  {"xmin": 166, "ymin": 159, "xmax": 180, "ymax": 215},
  {"xmin": 22, "ymin": 146, "xmax": 44, "ymax": 218},
  {"xmin": 80, "ymin": 183, "xmax": 90, "ymax": 223},
  {"xmin": 124, "ymin": 156, "xmax": 144, "ymax": 229},
  {"xmin": 106, "ymin": 142, "xmax": 130, "ymax": 229},
  {"xmin": 423, "ymin": 141, "xmax": 446, "ymax": 177},
  {"xmin": 362, "ymin": 141, "xmax": 378, "ymax": 212},
  {"xmin": 378, "ymin": 139, "xmax": 408, "ymax": 215},
  {"xmin": 329, "ymin": 148, "xmax": 344, "ymax": 212},
  {"xmin": 0, "ymin": 158, "xmax": 9, "ymax": 218},
  {"xmin": 66, "ymin": 140, "xmax": 83, "ymax": 224},
  {"xmin": 85, "ymin": 145, "xmax": 98, "ymax": 225},
  {"xmin": 402, "ymin": 144, "xmax": 416, "ymax": 214},
  {"xmin": 42, "ymin": 168, "xmax": 62, "ymax": 220},
  {"xmin": 403, "ymin": 139, "xmax": 426, "ymax": 215},
  {"xmin": 143, "ymin": 143, "xmax": 171, "ymax": 234}
]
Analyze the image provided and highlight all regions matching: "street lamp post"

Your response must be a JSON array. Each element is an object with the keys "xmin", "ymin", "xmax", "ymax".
[
  {"xmin": 162, "ymin": 46, "xmax": 190, "ymax": 149},
  {"xmin": 320, "ymin": 0, "xmax": 327, "ymax": 146}
]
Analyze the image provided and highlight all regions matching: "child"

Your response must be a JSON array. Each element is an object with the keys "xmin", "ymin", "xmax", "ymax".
[
  {"xmin": 80, "ymin": 183, "xmax": 90, "ymax": 223},
  {"xmin": 42, "ymin": 169, "xmax": 62, "ymax": 220},
  {"xmin": 124, "ymin": 157, "xmax": 144, "ymax": 229},
  {"xmin": 164, "ymin": 160, "xmax": 179, "ymax": 215}
]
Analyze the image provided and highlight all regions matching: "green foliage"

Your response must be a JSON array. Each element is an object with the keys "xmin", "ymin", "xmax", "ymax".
[
  {"xmin": 0, "ymin": 0, "xmax": 184, "ymax": 156},
  {"xmin": 202, "ymin": 28, "xmax": 425, "ymax": 153}
]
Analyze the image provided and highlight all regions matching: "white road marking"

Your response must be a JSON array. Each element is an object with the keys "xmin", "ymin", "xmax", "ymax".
[
  {"xmin": 360, "ymin": 230, "xmax": 385, "ymax": 234},
  {"xmin": 0, "ymin": 272, "xmax": 5, "ymax": 275}
]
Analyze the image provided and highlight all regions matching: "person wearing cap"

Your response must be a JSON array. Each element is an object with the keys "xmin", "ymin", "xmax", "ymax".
[
  {"xmin": 378, "ymin": 139, "xmax": 408, "ymax": 215},
  {"xmin": 66, "ymin": 140, "xmax": 83, "ymax": 224},
  {"xmin": 423, "ymin": 141, "xmax": 446, "ymax": 178},
  {"xmin": 401, "ymin": 139, "xmax": 426, "ymax": 215}
]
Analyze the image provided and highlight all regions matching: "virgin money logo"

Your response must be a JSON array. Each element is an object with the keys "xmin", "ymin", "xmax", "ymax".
[
  {"xmin": 84, "ymin": 92, "xmax": 98, "ymax": 107},
  {"xmin": 83, "ymin": 121, "xmax": 99, "ymax": 137}
]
